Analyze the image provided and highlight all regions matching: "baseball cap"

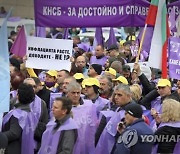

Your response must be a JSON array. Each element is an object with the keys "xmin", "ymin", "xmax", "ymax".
[
  {"xmin": 73, "ymin": 73, "xmax": 84, "ymax": 80},
  {"xmin": 84, "ymin": 78, "xmax": 100, "ymax": 87},
  {"xmin": 46, "ymin": 70, "xmax": 57, "ymax": 78},
  {"xmin": 125, "ymin": 103, "xmax": 143, "ymax": 118},
  {"xmin": 157, "ymin": 79, "xmax": 171, "ymax": 87},
  {"xmin": 112, "ymin": 76, "xmax": 128, "ymax": 85},
  {"xmin": 105, "ymin": 68, "xmax": 117, "ymax": 77},
  {"xmin": 107, "ymin": 44, "xmax": 119, "ymax": 51},
  {"xmin": 120, "ymin": 40, "xmax": 126, "ymax": 46}
]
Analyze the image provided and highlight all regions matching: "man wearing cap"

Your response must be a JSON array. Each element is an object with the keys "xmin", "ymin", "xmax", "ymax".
[
  {"xmin": 105, "ymin": 68, "xmax": 117, "ymax": 79},
  {"xmin": 88, "ymin": 64, "xmax": 102, "ymax": 78},
  {"xmin": 45, "ymin": 70, "xmax": 58, "ymax": 92},
  {"xmin": 114, "ymin": 103, "xmax": 153, "ymax": 154},
  {"xmin": 107, "ymin": 44, "xmax": 126, "ymax": 65},
  {"xmin": 84, "ymin": 78, "xmax": 110, "ymax": 116},
  {"xmin": 73, "ymin": 73, "xmax": 84, "ymax": 85},
  {"xmin": 90, "ymin": 45, "xmax": 108, "ymax": 67},
  {"xmin": 113, "ymin": 76, "xmax": 129, "ymax": 86}
]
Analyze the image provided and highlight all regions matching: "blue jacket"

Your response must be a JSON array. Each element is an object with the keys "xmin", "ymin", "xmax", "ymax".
[{"xmin": 114, "ymin": 119, "xmax": 153, "ymax": 154}]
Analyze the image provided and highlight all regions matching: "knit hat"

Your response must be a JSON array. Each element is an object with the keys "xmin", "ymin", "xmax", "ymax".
[
  {"xmin": 0, "ymin": 132, "xmax": 8, "ymax": 149},
  {"xmin": 125, "ymin": 103, "xmax": 143, "ymax": 118},
  {"xmin": 91, "ymin": 64, "xmax": 102, "ymax": 75}
]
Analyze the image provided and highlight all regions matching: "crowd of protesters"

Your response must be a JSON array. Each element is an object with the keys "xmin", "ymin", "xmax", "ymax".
[{"xmin": 0, "ymin": 27, "xmax": 180, "ymax": 154}]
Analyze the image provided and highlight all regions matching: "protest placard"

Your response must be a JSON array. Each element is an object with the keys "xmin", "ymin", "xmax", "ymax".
[
  {"xmin": 26, "ymin": 36, "xmax": 73, "ymax": 71},
  {"xmin": 169, "ymin": 37, "xmax": 180, "ymax": 80}
]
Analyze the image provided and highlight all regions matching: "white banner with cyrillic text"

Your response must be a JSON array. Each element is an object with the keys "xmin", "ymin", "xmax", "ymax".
[{"xmin": 26, "ymin": 36, "xmax": 73, "ymax": 71}]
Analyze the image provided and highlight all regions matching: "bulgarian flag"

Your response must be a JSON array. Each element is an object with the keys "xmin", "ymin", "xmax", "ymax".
[
  {"xmin": 145, "ymin": 0, "xmax": 159, "ymax": 26},
  {"xmin": 148, "ymin": 0, "xmax": 170, "ymax": 78}
]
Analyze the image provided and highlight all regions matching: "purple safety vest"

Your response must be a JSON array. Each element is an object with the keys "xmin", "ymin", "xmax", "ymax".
[
  {"xmin": 90, "ymin": 55, "xmax": 108, "ymax": 67},
  {"xmin": 95, "ymin": 108, "xmax": 125, "ymax": 154},
  {"xmin": 38, "ymin": 118, "xmax": 78, "ymax": 154},
  {"xmin": 3, "ymin": 109, "xmax": 37, "ymax": 154},
  {"xmin": 30, "ymin": 95, "xmax": 42, "ymax": 123},
  {"xmin": 94, "ymin": 96, "xmax": 110, "ymax": 117},
  {"xmin": 72, "ymin": 103, "xmax": 98, "ymax": 154}
]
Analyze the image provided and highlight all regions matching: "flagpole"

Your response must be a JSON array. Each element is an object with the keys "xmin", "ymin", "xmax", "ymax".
[{"xmin": 135, "ymin": 24, "xmax": 147, "ymax": 63}]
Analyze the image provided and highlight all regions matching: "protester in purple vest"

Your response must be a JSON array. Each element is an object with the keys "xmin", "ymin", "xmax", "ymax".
[
  {"xmin": 2, "ymin": 83, "xmax": 37, "ymax": 154},
  {"xmin": 95, "ymin": 84, "xmax": 135, "ymax": 153},
  {"xmin": 154, "ymin": 99, "xmax": 180, "ymax": 154},
  {"xmin": 150, "ymin": 79, "xmax": 173, "ymax": 128},
  {"xmin": 66, "ymin": 81, "xmax": 98, "ymax": 154},
  {"xmin": 23, "ymin": 78, "xmax": 48, "ymax": 152},
  {"xmin": 114, "ymin": 103, "xmax": 153, "ymax": 154},
  {"xmin": 90, "ymin": 45, "xmax": 108, "ymax": 67},
  {"xmin": 83, "ymin": 77, "xmax": 110, "ymax": 117},
  {"xmin": 38, "ymin": 97, "xmax": 78, "ymax": 154}
]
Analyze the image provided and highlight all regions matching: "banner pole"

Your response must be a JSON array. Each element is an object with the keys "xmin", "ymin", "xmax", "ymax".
[{"xmin": 135, "ymin": 24, "xmax": 147, "ymax": 63}]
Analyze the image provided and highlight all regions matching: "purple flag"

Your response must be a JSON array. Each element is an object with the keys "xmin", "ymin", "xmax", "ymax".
[
  {"xmin": 93, "ymin": 27, "xmax": 104, "ymax": 47},
  {"xmin": 35, "ymin": 26, "xmax": 46, "ymax": 37},
  {"xmin": 168, "ymin": 37, "xmax": 180, "ymax": 80},
  {"xmin": 137, "ymin": 27, "xmax": 154, "ymax": 54},
  {"xmin": 10, "ymin": 25, "xmax": 26, "ymax": 58},
  {"xmin": 63, "ymin": 28, "xmax": 69, "ymax": 39},
  {"xmin": 107, "ymin": 28, "xmax": 117, "ymax": 49}
]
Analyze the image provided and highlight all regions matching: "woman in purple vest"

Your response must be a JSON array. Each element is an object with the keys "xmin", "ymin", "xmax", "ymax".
[
  {"xmin": 2, "ymin": 83, "xmax": 36, "ymax": 154},
  {"xmin": 38, "ymin": 97, "xmax": 78, "ymax": 154},
  {"xmin": 154, "ymin": 99, "xmax": 180, "ymax": 154}
]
